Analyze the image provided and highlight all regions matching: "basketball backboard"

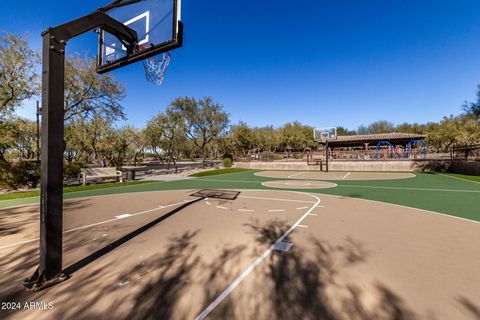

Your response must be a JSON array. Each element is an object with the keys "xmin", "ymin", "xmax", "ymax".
[
  {"xmin": 314, "ymin": 127, "xmax": 337, "ymax": 142},
  {"xmin": 97, "ymin": 0, "xmax": 182, "ymax": 73}
]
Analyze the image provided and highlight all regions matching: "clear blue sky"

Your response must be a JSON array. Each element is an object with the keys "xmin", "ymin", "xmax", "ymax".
[{"xmin": 2, "ymin": 0, "xmax": 480, "ymax": 129}]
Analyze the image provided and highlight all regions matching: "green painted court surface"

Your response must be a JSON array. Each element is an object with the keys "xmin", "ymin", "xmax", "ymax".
[{"xmin": 1, "ymin": 171, "xmax": 479, "ymax": 222}]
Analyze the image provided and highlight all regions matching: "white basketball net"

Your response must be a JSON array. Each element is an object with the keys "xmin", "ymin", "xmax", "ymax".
[{"xmin": 143, "ymin": 52, "xmax": 171, "ymax": 86}]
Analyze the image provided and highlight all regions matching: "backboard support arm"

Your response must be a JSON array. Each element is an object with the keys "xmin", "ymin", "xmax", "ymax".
[{"xmin": 23, "ymin": 11, "xmax": 137, "ymax": 292}]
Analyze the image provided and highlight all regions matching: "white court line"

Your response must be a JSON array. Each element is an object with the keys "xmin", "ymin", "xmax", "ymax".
[
  {"xmin": 311, "ymin": 192, "xmax": 480, "ymax": 225},
  {"xmin": 0, "ymin": 199, "xmax": 194, "ymax": 250},
  {"xmin": 297, "ymin": 225, "xmax": 308, "ymax": 228},
  {"xmin": 198, "ymin": 178, "xmax": 261, "ymax": 184},
  {"xmin": 238, "ymin": 195, "xmax": 316, "ymax": 204},
  {"xmin": 195, "ymin": 193, "xmax": 321, "ymax": 320},
  {"xmin": 342, "ymin": 172, "xmax": 351, "ymax": 179},
  {"xmin": 216, "ymin": 206, "xmax": 228, "ymax": 210},
  {"xmin": 308, "ymin": 213, "xmax": 318, "ymax": 216},
  {"xmin": 261, "ymin": 181, "xmax": 338, "ymax": 189},
  {"xmin": 0, "ymin": 238, "xmax": 40, "ymax": 250},
  {"xmin": 238, "ymin": 209, "xmax": 255, "ymax": 212},
  {"xmin": 338, "ymin": 195, "xmax": 480, "ymax": 225},
  {"xmin": 204, "ymin": 177, "xmax": 425, "ymax": 188},
  {"xmin": 268, "ymin": 209, "xmax": 285, "ymax": 213},
  {"xmin": 115, "ymin": 214, "xmax": 132, "ymax": 219},
  {"xmin": 296, "ymin": 206, "xmax": 309, "ymax": 210},
  {"xmin": 336, "ymin": 184, "xmax": 480, "ymax": 193},
  {"xmin": 440, "ymin": 173, "xmax": 480, "ymax": 185},
  {"xmin": 197, "ymin": 177, "xmax": 477, "ymax": 193},
  {"xmin": 0, "ymin": 181, "xmax": 170, "ymax": 210},
  {"xmin": 287, "ymin": 172, "xmax": 306, "ymax": 179}
]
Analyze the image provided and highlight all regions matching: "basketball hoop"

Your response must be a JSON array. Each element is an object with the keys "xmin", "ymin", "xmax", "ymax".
[
  {"xmin": 143, "ymin": 52, "xmax": 171, "ymax": 86},
  {"xmin": 314, "ymin": 127, "xmax": 338, "ymax": 143}
]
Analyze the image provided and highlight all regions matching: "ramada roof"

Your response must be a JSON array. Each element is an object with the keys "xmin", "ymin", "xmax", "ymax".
[{"xmin": 328, "ymin": 132, "xmax": 426, "ymax": 147}]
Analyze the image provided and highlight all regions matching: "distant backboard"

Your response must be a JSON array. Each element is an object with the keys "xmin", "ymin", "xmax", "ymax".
[
  {"xmin": 314, "ymin": 127, "xmax": 337, "ymax": 143},
  {"xmin": 97, "ymin": 0, "xmax": 182, "ymax": 73}
]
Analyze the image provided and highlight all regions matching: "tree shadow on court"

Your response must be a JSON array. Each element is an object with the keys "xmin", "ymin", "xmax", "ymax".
[
  {"xmin": 1, "ymin": 199, "xmax": 206, "ymax": 319},
  {"xmin": 0, "ymin": 199, "xmax": 90, "ymax": 236},
  {"xmin": 341, "ymin": 283, "xmax": 418, "ymax": 320},
  {"xmin": 62, "ymin": 198, "xmax": 202, "ymax": 276},
  {"xmin": 122, "ymin": 232, "xmax": 250, "ymax": 320},
  {"xmin": 0, "ymin": 200, "xmax": 93, "ymax": 318},
  {"xmin": 41, "ymin": 230, "xmax": 202, "ymax": 320},
  {"xmin": 122, "ymin": 230, "xmax": 201, "ymax": 320},
  {"xmin": 337, "ymin": 236, "xmax": 368, "ymax": 266},
  {"xmin": 0, "ymin": 245, "xmax": 39, "ymax": 318},
  {"xmin": 242, "ymin": 219, "xmax": 339, "ymax": 319},
  {"xmin": 198, "ymin": 244, "xmax": 248, "ymax": 319},
  {"xmin": 1, "ymin": 230, "xmax": 203, "ymax": 320},
  {"xmin": 202, "ymin": 218, "xmax": 423, "ymax": 320},
  {"xmin": 457, "ymin": 296, "xmax": 480, "ymax": 320}
]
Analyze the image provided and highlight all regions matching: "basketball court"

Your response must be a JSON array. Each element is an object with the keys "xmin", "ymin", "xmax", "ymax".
[
  {"xmin": 2, "ymin": 0, "xmax": 479, "ymax": 319},
  {"xmin": 1, "ymin": 188, "xmax": 479, "ymax": 319}
]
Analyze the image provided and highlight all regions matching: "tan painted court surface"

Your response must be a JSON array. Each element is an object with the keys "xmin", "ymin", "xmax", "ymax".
[
  {"xmin": 255, "ymin": 170, "xmax": 416, "ymax": 180},
  {"xmin": 1, "ymin": 189, "xmax": 479, "ymax": 320}
]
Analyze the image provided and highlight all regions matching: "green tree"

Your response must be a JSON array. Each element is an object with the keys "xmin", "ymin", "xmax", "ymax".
[
  {"xmin": 94, "ymin": 126, "xmax": 141, "ymax": 167},
  {"xmin": 336, "ymin": 126, "xmax": 357, "ymax": 136},
  {"xmin": 357, "ymin": 125, "xmax": 369, "ymax": 135},
  {"xmin": 254, "ymin": 126, "xmax": 281, "ymax": 152},
  {"xmin": 0, "ymin": 33, "xmax": 39, "ymax": 118},
  {"xmin": 64, "ymin": 117, "xmax": 91, "ymax": 163},
  {"xmin": 425, "ymin": 116, "xmax": 469, "ymax": 150},
  {"xmin": 230, "ymin": 121, "xmax": 256, "ymax": 155},
  {"xmin": 0, "ymin": 33, "xmax": 39, "ymax": 177},
  {"xmin": 396, "ymin": 122, "xmax": 426, "ymax": 134},
  {"xmin": 279, "ymin": 121, "xmax": 313, "ymax": 152},
  {"xmin": 361, "ymin": 120, "xmax": 395, "ymax": 134},
  {"xmin": 10, "ymin": 118, "xmax": 37, "ymax": 159},
  {"xmin": 64, "ymin": 53, "xmax": 126, "ymax": 121},
  {"xmin": 145, "ymin": 109, "xmax": 186, "ymax": 170},
  {"xmin": 170, "ymin": 97, "xmax": 229, "ymax": 167},
  {"xmin": 462, "ymin": 84, "xmax": 480, "ymax": 118}
]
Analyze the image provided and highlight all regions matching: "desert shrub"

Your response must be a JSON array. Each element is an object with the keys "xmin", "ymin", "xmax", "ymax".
[
  {"xmin": 223, "ymin": 153, "xmax": 233, "ymax": 161},
  {"xmin": 64, "ymin": 162, "xmax": 85, "ymax": 178},
  {"xmin": 222, "ymin": 157, "xmax": 233, "ymax": 168},
  {"xmin": 0, "ymin": 159, "xmax": 12, "ymax": 189},
  {"xmin": 1, "ymin": 160, "xmax": 40, "ymax": 190}
]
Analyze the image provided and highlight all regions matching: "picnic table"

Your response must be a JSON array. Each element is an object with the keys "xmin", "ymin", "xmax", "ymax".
[{"xmin": 121, "ymin": 166, "xmax": 147, "ymax": 181}]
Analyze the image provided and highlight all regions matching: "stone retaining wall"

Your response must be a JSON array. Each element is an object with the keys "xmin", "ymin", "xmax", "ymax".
[
  {"xmin": 236, "ymin": 160, "xmax": 452, "ymax": 172},
  {"xmin": 449, "ymin": 161, "xmax": 480, "ymax": 176}
]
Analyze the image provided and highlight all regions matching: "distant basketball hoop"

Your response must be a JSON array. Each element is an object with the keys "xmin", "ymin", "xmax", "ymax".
[
  {"xmin": 314, "ymin": 127, "xmax": 338, "ymax": 143},
  {"xmin": 313, "ymin": 127, "xmax": 337, "ymax": 172}
]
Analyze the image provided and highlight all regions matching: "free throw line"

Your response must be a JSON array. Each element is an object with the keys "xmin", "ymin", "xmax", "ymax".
[
  {"xmin": 287, "ymin": 172, "xmax": 306, "ymax": 179},
  {"xmin": 0, "ymin": 200, "xmax": 193, "ymax": 250}
]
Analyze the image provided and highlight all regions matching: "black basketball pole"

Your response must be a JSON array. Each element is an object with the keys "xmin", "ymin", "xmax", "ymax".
[
  {"xmin": 38, "ymin": 29, "xmax": 66, "ymax": 285},
  {"xmin": 36, "ymin": 101, "xmax": 41, "ymax": 161},
  {"xmin": 325, "ymin": 141, "xmax": 329, "ymax": 172},
  {"xmin": 24, "ymin": 11, "xmax": 137, "ymax": 291}
]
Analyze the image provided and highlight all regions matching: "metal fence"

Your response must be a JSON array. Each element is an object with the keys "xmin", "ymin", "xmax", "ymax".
[
  {"xmin": 240, "ymin": 149, "xmax": 452, "ymax": 162},
  {"xmin": 452, "ymin": 144, "xmax": 480, "ymax": 161}
]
